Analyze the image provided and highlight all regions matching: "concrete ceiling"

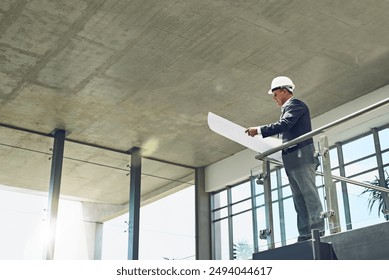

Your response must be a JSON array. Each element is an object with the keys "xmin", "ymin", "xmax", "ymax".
[{"xmin": 1, "ymin": 0, "xmax": 389, "ymax": 208}]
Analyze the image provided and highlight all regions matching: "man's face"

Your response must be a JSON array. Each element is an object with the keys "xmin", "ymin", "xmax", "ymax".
[{"xmin": 272, "ymin": 89, "xmax": 290, "ymax": 107}]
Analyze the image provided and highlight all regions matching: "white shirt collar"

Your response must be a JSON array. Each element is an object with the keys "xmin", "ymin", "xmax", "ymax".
[{"xmin": 281, "ymin": 96, "xmax": 294, "ymax": 111}]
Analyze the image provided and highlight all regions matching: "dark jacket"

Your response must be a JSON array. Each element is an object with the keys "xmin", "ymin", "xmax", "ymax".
[{"xmin": 260, "ymin": 98, "xmax": 318, "ymax": 170}]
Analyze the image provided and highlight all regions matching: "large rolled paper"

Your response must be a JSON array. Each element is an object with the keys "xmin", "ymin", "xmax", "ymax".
[{"xmin": 207, "ymin": 112, "xmax": 282, "ymax": 160}]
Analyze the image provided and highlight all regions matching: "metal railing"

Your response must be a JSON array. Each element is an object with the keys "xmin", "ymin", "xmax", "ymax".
[
  {"xmin": 319, "ymin": 172, "xmax": 389, "ymax": 194},
  {"xmin": 255, "ymin": 97, "xmax": 389, "ymax": 160}
]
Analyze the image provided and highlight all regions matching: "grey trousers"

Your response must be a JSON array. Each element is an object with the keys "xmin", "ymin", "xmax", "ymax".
[{"xmin": 287, "ymin": 163, "xmax": 325, "ymax": 238}]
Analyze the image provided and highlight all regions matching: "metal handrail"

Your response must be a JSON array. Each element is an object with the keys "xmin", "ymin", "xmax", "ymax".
[
  {"xmin": 260, "ymin": 157, "xmax": 389, "ymax": 193},
  {"xmin": 316, "ymin": 172, "xmax": 389, "ymax": 194},
  {"xmin": 255, "ymin": 97, "xmax": 389, "ymax": 160}
]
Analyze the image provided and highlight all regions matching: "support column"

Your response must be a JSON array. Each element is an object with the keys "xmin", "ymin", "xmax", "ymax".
[
  {"xmin": 127, "ymin": 147, "xmax": 142, "ymax": 260},
  {"xmin": 195, "ymin": 167, "xmax": 211, "ymax": 260},
  {"xmin": 45, "ymin": 129, "xmax": 66, "ymax": 260},
  {"xmin": 94, "ymin": 222, "xmax": 104, "ymax": 260}
]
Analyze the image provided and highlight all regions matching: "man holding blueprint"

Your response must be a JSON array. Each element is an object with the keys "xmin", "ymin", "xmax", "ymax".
[{"xmin": 246, "ymin": 76, "xmax": 324, "ymax": 242}]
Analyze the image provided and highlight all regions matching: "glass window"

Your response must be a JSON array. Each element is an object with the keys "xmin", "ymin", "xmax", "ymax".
[
  {"xmin": 344, "ymin": 156, "xmax": 378, "ymax": 177},
  {"xmin": 317, "ymin": 185, "xmax": 326, "ymax": 207},
  {"xmin": 379, "ymin": 128, "xmax": 389, "ymax": 150},
  {"xmin": 102, "ymin": 184, "xmax": 195, "ymax": 260},
  {"xmin": 282, "ymin": 197, "xmax": 298, "ymax": 244},
  {"xmin": 382, "ymin": 151, "xmax": 389, "ymax": 165},
  {"xmin": 232, "ymin": 200, "xmax": 251, "ymax": 215},
  {"xmin": 213, "ymin": 190, "xmax": 227, "ymax": 208},
  {"xmin": 342, "ymin": 134, "xmax": 375, "ymax": 163},
  {"xmin": 315, "ymin": 170, "xmax": 325, "ymax": 187},
  {"xmin": 139, "ymin": 186, "xmax": 195, "ymax": 260},
  {"xmin": 213, "ymin": 219, "xmax": 229, "ymax": 260},
  {"xmin": 255, "ymin": 193, "xmax": 265, "ymax": 206},
  {"xmin": 271, "ymin": 189, "xmax": 278, "ymax": 201},
  {"xmin": 255, "ymin": 181, "xmax": 278, "ymax": 203},
  {"xmin": 256, "ymin": 206, "xmax": 267, "ymax": 251},
  {"xmin": 329, "ymin": 147, "xmax": 339, "ymax": 168},
  {"xmin": 282, "ymin": 185, "xmax": 292, "ymax": 198},
  {"xmin": 272, "ymin": 202, "xmax": 281, "ymax": 247},
  {"xmin": 335, "ymin": 182, "xmax": 347, "ymax": 231},
  {"xmin": 280, "ymin": 168, "xmax": 289, "ymax": 185},
  {"xmin": 213, "ymin": 207, "xmax": 228, "ymax": 220},
  {"xmin": 331, "ymin": 168, "xmax": 341, "ymax": 177},
  {"xmin": 55, "ymin": 199, "xmax": 99, "ymax": 260},
  {"xmin": 232, "ymin": 211, "xmax": 253, "ymax": 259},
  {"xmin": 101, "ymin": 213, "xmax": 128, "ymax": 260},
  {"xmin": 0, "ymin": 189, "xmax": 47, "ymax": 259},
  {"xmin": 0, "ymin": 127, "xmax": 52, "ymax": 260},
  {"xmin": 344, "ymin": 170, "xmax": 379, "ymax": 209},
  {"xmin": 231, "ymin": 181, "xmax": 251, "ymax": 203},
  {"xmin": 351, "ymin": 170, "xmax": 380, "ymax": 186},
  {"xmin": 254, "ymin": 180, "xmax": 263, "ymax": 197},
  {"xmin": 345, "ymin": 175, "xmax": 383, "ymax": 229},
  {"xmin": 270, "ymin": 172, "xmax": 278, "ymax": 189}
]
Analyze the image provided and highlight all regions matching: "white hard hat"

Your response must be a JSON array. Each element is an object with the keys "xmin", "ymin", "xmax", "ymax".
[{"xmin": 268, "ymin": 76, "xmax": 295, "ymax": 94}]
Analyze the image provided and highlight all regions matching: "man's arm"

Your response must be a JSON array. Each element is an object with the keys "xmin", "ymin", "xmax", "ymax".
[{"xmin": 260, "ymin": 101, "xmax": 306, "ymax": 138}]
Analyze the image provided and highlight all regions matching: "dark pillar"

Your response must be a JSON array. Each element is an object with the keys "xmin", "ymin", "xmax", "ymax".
[
  {"xmin": 45, "ymin": 129, "xmax": 66, "ymax": 260},
  {"xmin": 127, "ymin": 147, "xmax": 142, "ymax": 260},
  {"xmin": 195, "ymin": 167, "xmax": 211, "ymax": 260}
]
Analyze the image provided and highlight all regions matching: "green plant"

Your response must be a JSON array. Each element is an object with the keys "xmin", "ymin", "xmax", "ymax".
[
  {"xmin": 233, "ymin": 240, "xmax": 253, "ymax": 260},
  {"xmin": 361, "ymin": 170, "xmax": 389, "ymax": 217}
]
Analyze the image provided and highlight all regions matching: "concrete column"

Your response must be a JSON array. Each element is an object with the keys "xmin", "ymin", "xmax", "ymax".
[
  {"xmin": 81, "ymin": 202, "xmax": 128, "ymax": 260},
  {"xmin": 81, "ymin": 221, "xmax": 100, "ymax": 260},
  {"xmin": 94, "ymin": 222, "xmax": 104, "ymax": 260},
  {"xmin": 195, "ymin": 167, "xmax": 211, "ymax": 260}
]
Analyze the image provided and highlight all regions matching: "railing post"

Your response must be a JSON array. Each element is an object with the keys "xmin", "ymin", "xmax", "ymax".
[
  {"xmin": 311, "ymin": 229, "xmax": 322, "ymax": 260},
  {"xmin": 250, "ymin": 175, "xmax": 259, "ymax": 253},
  {"xmin": 262, "ymin": 157, "xmax": 275, "ymax": 249},
  {"xmin": 319, "ymin": 135, "xmax": 341, "ymax": 234}
]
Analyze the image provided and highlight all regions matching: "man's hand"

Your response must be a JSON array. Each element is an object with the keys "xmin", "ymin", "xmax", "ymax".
[{"xmin": 245, "ymin": 127, "xmax": 259, "ymax": 137}]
